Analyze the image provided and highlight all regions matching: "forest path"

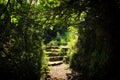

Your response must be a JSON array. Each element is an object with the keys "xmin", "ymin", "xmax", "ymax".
[
  {"xmin": 46, "ymin": 46, "xmax": 72, "ymax": 80},
  {"xmin": 48, "ymin": 63, "xmax": 71, "ymax": 80}
]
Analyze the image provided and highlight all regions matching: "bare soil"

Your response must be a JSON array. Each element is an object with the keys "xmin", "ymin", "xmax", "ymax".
[{"xmin": 48, "ymin": 63, "xmax": 71, "ymax": 80}]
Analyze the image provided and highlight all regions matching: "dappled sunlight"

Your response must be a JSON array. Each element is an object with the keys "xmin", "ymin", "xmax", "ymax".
[{"xmin": 0, "ymin": 0, "xmax": 120, "ymax": 80}]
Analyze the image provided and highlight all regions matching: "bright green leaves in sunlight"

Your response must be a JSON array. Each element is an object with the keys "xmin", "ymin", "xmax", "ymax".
[
  {"xmin": 68, "ymin": 13, "xmax": 77, "ymax": 24},
  {"xmin": 45, "ymin": 0, "xmax": 61, "ymax": 8},
  {"xmin": 10, "ymin": 15, "xmax": 18, "ymax": 23},
  {"xmin": 68, "ymin": 26, "xmax": 78, "ymax": 33},
  {"xmin": 80, "ymin": 11, "xmax": 87, "ymax": 22},
  {"xmin": 67, "ymin": 11, "xmax": 87, "ymax": 25},
  {"xmin": 0, "ymin": 0, "xmax": 8, "ymax": 4},
  {"xmin": 39, "ymin": 0, "xmax": 61, "ymax": 8}
]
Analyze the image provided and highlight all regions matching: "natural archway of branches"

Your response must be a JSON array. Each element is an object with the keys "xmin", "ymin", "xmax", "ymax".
[{"xmin": 0, "ymin": 0, "xmax": 120, "ymax": 80}]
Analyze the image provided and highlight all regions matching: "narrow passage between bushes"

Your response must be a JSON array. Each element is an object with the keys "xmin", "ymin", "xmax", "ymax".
[
  {"xmin": 44, "ymin": 45, "xmax": 82, "ymax": 80},
  {"xmin": 45, "ymin": 45, "xmax": 71, "ymax": 80}
]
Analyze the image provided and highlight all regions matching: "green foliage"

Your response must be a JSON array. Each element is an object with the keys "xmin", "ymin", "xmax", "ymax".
[
  {"xmin": 46, "ymin": 0, "xmax": 120, "ymax": 80},
  {"xmin": 0, "ymin": 0, "xmax": 120, "ymax": 80},
  {"xmin": 66, "ymin": 26, "xmax": 78, "ymax": 64},
  {"xmin": 0, "ymin": 1, "xmax": 48, "ymax": 80},
  {"xmin": 66, "ymin": 0, "xmax": 120, "ymax": 80}
]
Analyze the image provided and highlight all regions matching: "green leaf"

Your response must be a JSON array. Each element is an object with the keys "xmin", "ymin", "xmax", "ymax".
[{"xmin": 1, "ymin": 14, "xmax": 5, "ymax": 19}]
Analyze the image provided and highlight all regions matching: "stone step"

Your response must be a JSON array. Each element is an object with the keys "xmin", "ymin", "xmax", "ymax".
[
  {"xmin": 46, "ymin": 49, "xmax": 59, "ymax": 52},
  {"xmin": 46, "ymin": 52, "xmax": 59, "ymax": 56},
  {"xmin": 49, "ymin": 56, "xmax": 64, "ymax": 61},
  {"xmin": 46, "ymin": 46, "xmax": 59, "ymax": 49},
  {"xmin": 48, "ymin": 61, "xmax": 63, "ymax": 66},
  {"xmin": 60, "ymin": 45, "xmax": 68, "ymax": 49}
]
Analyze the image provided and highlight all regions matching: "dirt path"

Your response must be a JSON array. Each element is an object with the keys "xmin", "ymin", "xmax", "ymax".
[
  {"xmin": 48, "ymin": 63, "xmax": 71, "ymax": 80},
  {"xmin": 46, "ymin": 46, "xmax": 72, "ymax": 80}
]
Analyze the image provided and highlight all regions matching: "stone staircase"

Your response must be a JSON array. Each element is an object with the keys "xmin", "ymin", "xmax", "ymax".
[
  {"xmin": 44, "ymin": 45, "xmax": 71, "ymax": 80},
  {"xmin": 46, "ymin": 45, "xmax": 68, "ymax": 66}
]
